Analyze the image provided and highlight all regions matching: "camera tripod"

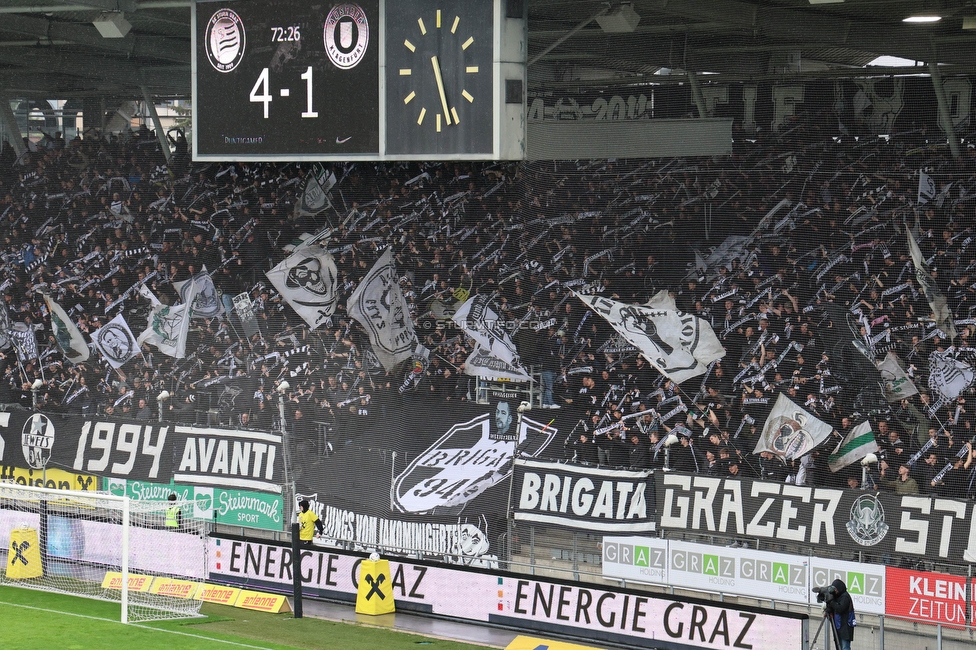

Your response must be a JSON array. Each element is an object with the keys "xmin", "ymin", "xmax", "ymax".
[{"xmin": 811, "ymin": 609, "xmax": 844, "ymax": 650}]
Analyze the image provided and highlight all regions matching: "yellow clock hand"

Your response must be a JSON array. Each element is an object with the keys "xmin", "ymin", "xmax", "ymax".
[{"xmin": 431, "ymin": 55, "xmax": 452, "ymax": 126}]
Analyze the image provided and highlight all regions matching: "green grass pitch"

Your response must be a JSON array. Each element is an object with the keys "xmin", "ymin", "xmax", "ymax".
[{"xmin": 0, "ymin": 585, "xmax": 496, "ymax": 650}]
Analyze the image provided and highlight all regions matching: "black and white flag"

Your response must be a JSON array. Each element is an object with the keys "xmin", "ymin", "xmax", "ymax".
[
  {"xmin": 92, "ymin": 314, "xmax": 140, "ymax": 369},
  {"xmin": 347, "ymin": 248, "xmax": 420, "ymax": 371},
  {"xmin": 753, "ymin": 393, "xmax": 835, "ymax": 463},
  {"xmin": 928, "ymin": 351, "xmax": 974, "ymax": 402},
  {"xmin": 452, "ymin": 295, "xmax": 521, "ymax": 367},
  {"xmin": 267, "ymin": 245, "xmax": 339, "ymax": 329},
  {"xmin": 918, "ymin": 171, "xmax": 937, "ymax": 205},
  {"xmin": 0, "ymin": 301, "xmax": 11, "ymax": 350},
  {"xmin": 908, "ymin": 227, "xmax": 957, "ymax": 340},
  {"xmin": 464, "ymin": 347, "xmax": 530, "ymax": 382},
  {"xmin": 174, "ymin": 265, "xmax": 224, "ymax": 319},
  {"xmin": 42, "ymin": 293, "xmax": 89, "ymax": 364},
  {"xmin": 294, "ymin": 163, "xmax": 336, "ymax": 217},
  {"xmin": 577, "ymin": 291, "xmax": 725, "ymax": 384},
  {"xmin": 9, "ymin": 322, "xmax": 38, "ymax": 362}
]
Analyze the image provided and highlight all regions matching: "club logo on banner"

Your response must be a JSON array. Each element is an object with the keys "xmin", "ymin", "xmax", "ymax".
[
  {"xmin": 391, "ymin": 411, "xmax": 557, "ymax": 514},
  {"xmin": 92, "ymin": 314, "xmax": 140, "ymax": 369},
  {"xmin": 513, "ymin": 459, "xmax": 655, "ymax": 533},
  {"xmin": 847, "ymin": 493, "xmax": 890, "ymax": 546},
  {"xmin": 21, "ymin": 413, "xmax": 55, "ymax": 470}
]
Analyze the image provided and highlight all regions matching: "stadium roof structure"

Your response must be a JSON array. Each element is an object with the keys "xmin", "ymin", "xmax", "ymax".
[{"xmin": 0, "ymin": 0, "xmax": 974, "ymax": 99}]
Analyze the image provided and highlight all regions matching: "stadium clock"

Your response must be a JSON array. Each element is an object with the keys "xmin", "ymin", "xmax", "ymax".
[{"xmin": 384, "ymin": 0, "xmax": 495, "ymax": 157}]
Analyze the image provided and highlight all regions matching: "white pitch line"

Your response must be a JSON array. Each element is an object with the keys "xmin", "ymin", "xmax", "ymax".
[{"xmin": 0, "ymin": 600, "xmax": 273, "ymax": 650}]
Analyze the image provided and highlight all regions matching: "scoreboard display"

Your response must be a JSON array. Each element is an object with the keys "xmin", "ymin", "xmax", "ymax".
[{"xmin": 191, "ymin": 0, "xmax": 526, "ymax": 161}]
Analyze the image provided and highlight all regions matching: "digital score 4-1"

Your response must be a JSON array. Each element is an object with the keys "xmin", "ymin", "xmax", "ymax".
[{"xmin": 193, "ymin": 0, "xmax": 379, "ymax": 160}]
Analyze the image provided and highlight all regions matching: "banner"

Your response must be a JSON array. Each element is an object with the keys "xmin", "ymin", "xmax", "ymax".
[
  {"xmin": 347, "ymin": 248, "xmax": 419, "ymax": 370},
  {"xmin": 452, "ymin": 295, "xmax": 522, "ymax": 368},
  {"xmin": 886, "ymin": 567, "xmax": 971, "ymax": 627},
  {"xmin": 104, "ymin": 478, "xmax": 283, "ymax": 531},
  {"xmin": 464, "ymin": 347, "xmax": 530, "ymax": 382},
  {"xmin": 927, "ymin": 350, "xmax": 975, "ymax": 402},
  {"xmin": 209, "ymin": 537, "xmax": 806, "ymax": 650},
  {"xmin": 294, "ymin": 163, "xmax": 336, "ymax": 217},
  {"xmin": 0, "ymin": 301, "xmax": 11, "ymax": 350},
  {"xmin": 232, "ymin": 292, "xmax": 261, "ymax": 339},
  {"xmin": 908, "ymin": 228, "xmax": 957, "ymax": 340},
  {"xmin": 513, "ymin": 459, "xmax": 655, "ymax": 533},
  {"xmin": 41, "ymin": 293, "xmax": 89, "ymax": 363},
  {"xmin": 655, "ymin": 472, "xmax": 976, "ymax": 564},
  {"xmin": 918, "ymin": 171, "xmax": 937, "ymax": 205},
  {"xmin": 602, "ymin": 536, "xmax": 887, "ymax": 615},
  {"xmin": 827, "ymin": 421, "xmax": 879, "ymax": 473},
  {"xmin": 138, "ymin": 280, "xmax": 197, "ymax": 358},
  {"xmin": 0, "ymin": 412, "xmax": 283, "ymax": 493},
  {"xmin": 266, "ymin": 245, "xmax": 339, "ymax": 329},
  {"xmin": 576, "ymin": 293, "xmax": 723, "ymax": 384},
  {"xmin": 752, "ymin": 393, "xmax": 834, "ymax": 462},
  {"xmin": 91, "ymin": 314, "xmax": 140, "ymax": 369},
  {"xmin": 9, "ymin": 322, "xmax": 38, "ymax": 361},
  {"xmin": 174, "ymin": 266, "xmax": 224, "ymax": 319},
  {"xmin": 877, "ymin": 351, "xmax": 918, "ymax": 401}
]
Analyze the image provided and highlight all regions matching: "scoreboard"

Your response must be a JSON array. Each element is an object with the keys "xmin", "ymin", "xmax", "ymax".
[{"xmin": 191, "ymin": 0, "xmax": 526, "ymax": 161}]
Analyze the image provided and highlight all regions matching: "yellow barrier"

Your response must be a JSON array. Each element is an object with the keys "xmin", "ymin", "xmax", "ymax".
[
  {"xmin": 6, "ymin": 527, "xmax": 42, "ymax": 580},
  {"xmin": 100, "ymin": 572, "xmax": 154, "ymax": 592},
  {"xmin": 195, "ymin": 583, "xmax": 241, "ymax": 605},
  {"xmin": 355, "ymin": 558, "xmax": 395, "ymax": 615},
  {"xmin": 234, "ymin": 589, "xmax": 291, "ymax": 613},
  {"xmin": 149, "ymin": 577, "xmax": 199, "ymax": 599}
]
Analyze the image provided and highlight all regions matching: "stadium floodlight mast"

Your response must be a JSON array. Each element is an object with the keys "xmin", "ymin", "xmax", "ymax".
[{"xmin": 0, "ymin": 483, "xmax": 206, "ymax": 624}]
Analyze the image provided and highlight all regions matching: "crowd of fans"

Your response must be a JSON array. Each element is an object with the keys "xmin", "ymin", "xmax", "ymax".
[{"xmin": 2, "ymin": 111, "xmax": 976, "ymax": 501}]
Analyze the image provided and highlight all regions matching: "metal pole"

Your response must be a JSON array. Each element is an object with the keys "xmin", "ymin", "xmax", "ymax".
[
  {"xmin": 279, "ymin": 392, "xmax": 294, "ymax": 525},
  {"xmin": 879, "ymin": 614, "xmax": 885, "ymax": 650},
  {"xmin": 928, "ymin": 61, "xmax": 962, "ymax": 161},
  {"xmin": 527, "ymin": 6, "xmax": 609, "ymax": 67},
  {"xmin": 291, "ymin": 522, "xmax": 303, "ymax": 618},
  {"xmin": 140, "ymin": 86, "xmax": 172, "ymax": 164}
]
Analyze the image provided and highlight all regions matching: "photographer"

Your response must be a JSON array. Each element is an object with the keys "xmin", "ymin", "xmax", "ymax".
[{"xmin": 816, "ymin": 578, "xmax": 855, "ymax": 650}]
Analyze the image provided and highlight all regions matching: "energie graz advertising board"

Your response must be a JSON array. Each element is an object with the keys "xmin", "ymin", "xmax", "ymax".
[{"xmin": 209, "ymin": 536, "xmax": 807, "ymax": 650}]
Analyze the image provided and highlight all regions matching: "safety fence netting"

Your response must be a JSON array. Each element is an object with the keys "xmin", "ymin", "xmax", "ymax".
[{"xmin": 3, "ymin": 76, "xmax": 976, "ymax": 569}]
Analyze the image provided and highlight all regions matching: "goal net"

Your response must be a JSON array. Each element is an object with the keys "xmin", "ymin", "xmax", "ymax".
[{"xmin": 0, "ymin": 483, "xmax": 208, "ymax": 623}]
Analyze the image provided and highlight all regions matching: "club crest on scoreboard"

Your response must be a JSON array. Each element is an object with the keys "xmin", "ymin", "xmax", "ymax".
[
  {"xmin": 206, "ymin": 8, "xmax": 247, "ymax": 73},
  {"xmin": 324, "ymin": 4, "xmax": 369, "ymax": 70}
]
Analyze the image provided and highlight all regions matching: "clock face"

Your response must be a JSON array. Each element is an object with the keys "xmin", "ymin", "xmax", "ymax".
[{"xmin": 385, "ymin": 0, "xmax": 494, "ymax": 156}]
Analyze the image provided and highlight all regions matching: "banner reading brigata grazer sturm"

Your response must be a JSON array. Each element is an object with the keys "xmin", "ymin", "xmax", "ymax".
[
  {"xmin": 513, "ymin": 458, "xmax": 655, "ymax": 533},
  {"xmin": 655, "ymin": 471, "xmax": 976, "ymax": 565}
]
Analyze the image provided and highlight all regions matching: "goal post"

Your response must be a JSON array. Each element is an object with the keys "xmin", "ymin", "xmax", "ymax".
[{"xmin": 0, "ymin": 483, "xmax": 208, "ymax": 623}]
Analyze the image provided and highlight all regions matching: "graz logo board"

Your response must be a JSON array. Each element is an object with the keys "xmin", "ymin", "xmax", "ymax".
[
  {"xmin": 809, "ymin": 557, "xmax": 885, "ymax": 615},
  {"xmin": 655, "ymin": 472, "xmax": 976, "ymax": 564},
  {"xmin": 391, "ymin": 413, "xmax": 556, "ymax": 514},
  {"xmin": 514, "ymin": 459, "xmax": 654, "ymax": 533}
]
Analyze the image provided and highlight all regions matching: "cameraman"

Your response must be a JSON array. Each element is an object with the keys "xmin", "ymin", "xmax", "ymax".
[{"xmin": 817, "ymin": 578, "xmax": 855, "ymax": 650}]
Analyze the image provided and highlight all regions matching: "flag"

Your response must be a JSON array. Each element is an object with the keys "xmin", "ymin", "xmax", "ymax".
[
  {"xmin": 174, "ymin": 266, "xmax": 223, "ymax": 319},
  {"xmin": 266, "ymin": 245, "xmax": 339, "ymax": 329},
  {"xmin": 232, "ymin": 292, "xmax": 261, "ymax": 339},
  {"xmin": 907, "ymin": 227, "xmax": 957, "ymax": 340},
  {"xmin": 137, "ymin": 284, "xmax": 162, "ymax": 306},
  {"xmin": 463, "ymin": 347, "xmax": 531, "ymax": 382},
  {"xmin": 918, "ymin": 171, "xmax": 937, "ymax": 205},
  {"xmin": 0, "ymin": 301, "xmax": 12, "ymax": 350},
  {"xmin": 928, "ymin": 351, "xmax": 975, "ymax": 401},
  {"xmin": 294, "ymin": 163, "xmax": 336, "ymax": 217},
  {"xmin": 41, "ymin": 293, "xmax": 89, "ymax": 363},
  {"xmin": 9, "ymin": 322, "xmax": 38, "ymax": 362},
  {"xmin": 347, "ymin": 248, "xmax": 419, "ymax": 370},
  {"xmin": 91, "ymin": 314, "xmax": 140, "ymax": 369},
  {"xmin": 577, "ymin": 292, "xmax": 725, "ymax": 384},
  {"xmin": 828, "ymin": 421, "xmax": 879, "ymax": 473},
  {"xmin": 452, "ymin": 295, "xmax": 521, "ymax": 367},
  {"xmin": 876, "ymin": 351, "xmax": 918, "ymax": 402},
  {"xmin": 753, "ymin": 393, "xmax": 835, "ymax": 462},
  {"xmin": 137, "ymin": 281, "xmax": 197, "ymax": 359}
]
